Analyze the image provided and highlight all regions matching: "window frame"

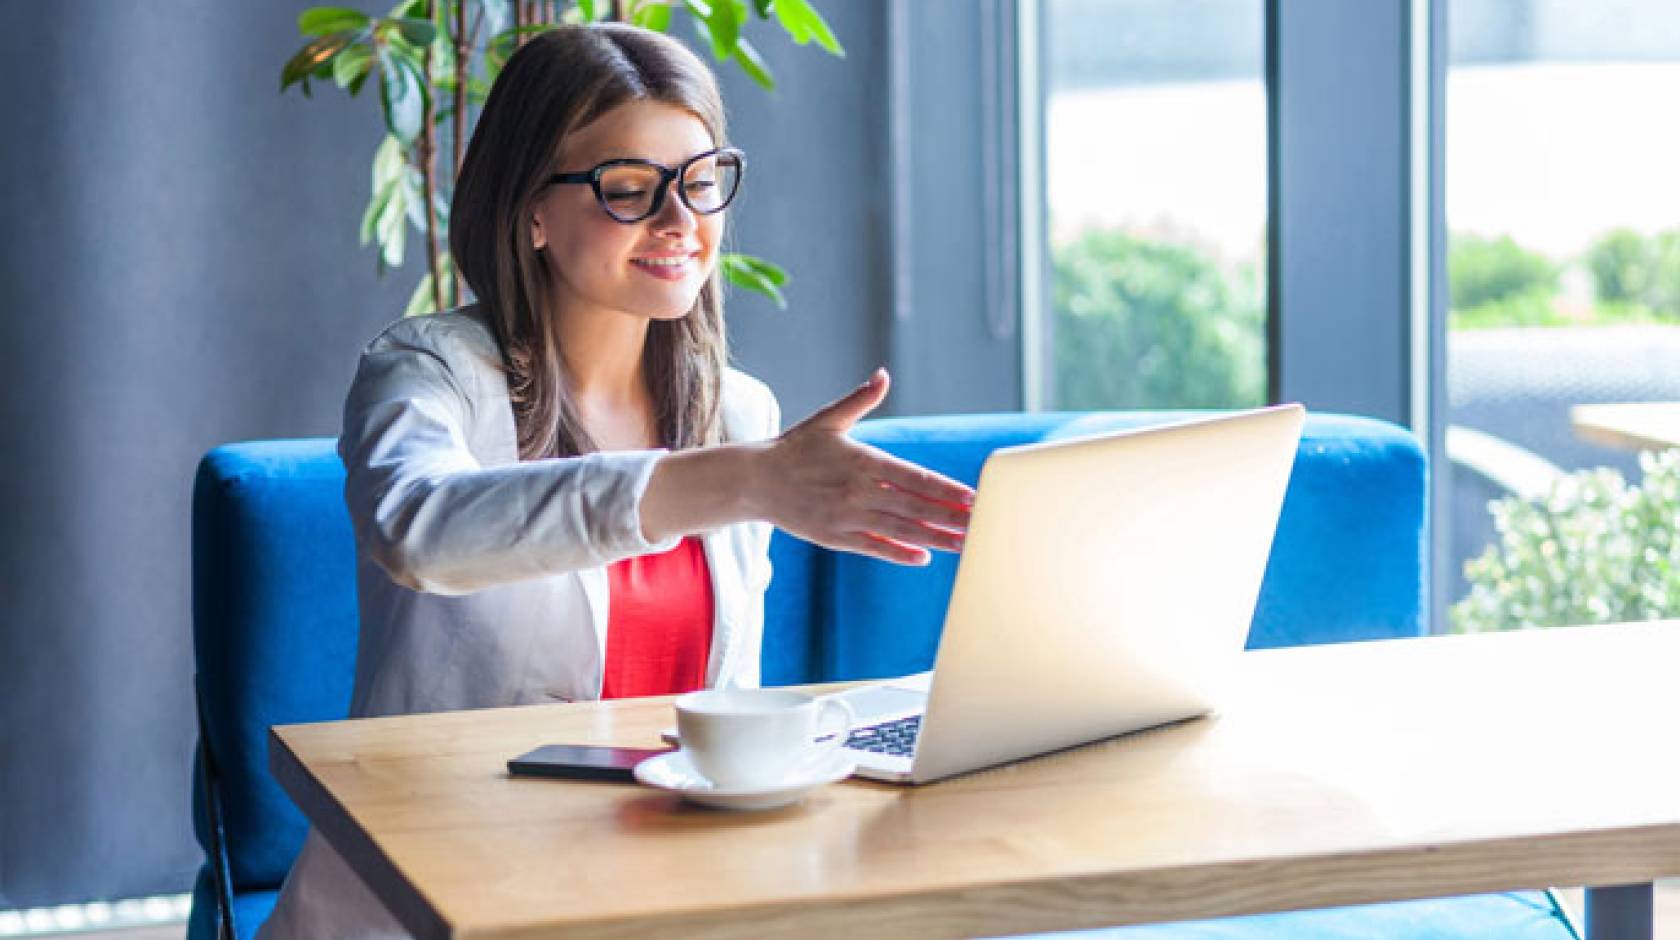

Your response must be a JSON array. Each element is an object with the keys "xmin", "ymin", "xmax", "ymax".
[{"xmin": 1014, "ymin": 0, "xmax": 1447, "ymax": 626}]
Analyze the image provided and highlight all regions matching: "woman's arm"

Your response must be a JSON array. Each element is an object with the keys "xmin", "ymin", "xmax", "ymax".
[
  {"xmin": 345, "ymin": 321, "xmax": 970, "ymax": 594},
  {"xmin": 641, "ymin": 369, "xmax": 973, "ymax": 566},
  {"xmin": 340, "ymin": 325, "xmax": 681, "ymax": 595}
]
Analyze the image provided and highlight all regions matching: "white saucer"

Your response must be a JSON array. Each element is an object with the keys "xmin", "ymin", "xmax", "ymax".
[{"xmin": 633, "ymin": 749, "xmax": 856, "ymax": 811}]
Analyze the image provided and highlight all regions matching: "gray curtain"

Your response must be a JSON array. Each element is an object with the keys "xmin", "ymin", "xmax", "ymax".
[{"xmin": 0, "ymin": 0, "xmax": 905, "ymax": 907}]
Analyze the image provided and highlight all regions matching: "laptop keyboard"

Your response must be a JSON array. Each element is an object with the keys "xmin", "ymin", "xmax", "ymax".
[{"xmin": 843, "ymin": 715, "xmax": 922, "ymax": 757}]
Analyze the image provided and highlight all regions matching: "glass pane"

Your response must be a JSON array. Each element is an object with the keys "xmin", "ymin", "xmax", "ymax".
[
  {"xmin": 1445, "ymin": 1, "xmax": 1680, "ymax": 633},
  {"xmin": 1044, "ymin": 0, "xmax": 1268, "ymax": 410}
]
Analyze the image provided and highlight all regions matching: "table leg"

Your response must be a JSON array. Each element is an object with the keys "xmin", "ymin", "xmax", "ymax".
[{"xmin": 1585, "ymin": 883, "xmax": 1653, "ymax": 940}]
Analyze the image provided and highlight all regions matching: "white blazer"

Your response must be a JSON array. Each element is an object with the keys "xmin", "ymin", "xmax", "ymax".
[{"xmin": 257, "ymin": 305, "xmax": 781, "ymax": 940}]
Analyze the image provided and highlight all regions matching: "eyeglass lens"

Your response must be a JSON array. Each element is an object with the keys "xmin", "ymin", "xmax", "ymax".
[{"xmin": 598, "ymin": 152, "xmax": 741, "ymax": 221}]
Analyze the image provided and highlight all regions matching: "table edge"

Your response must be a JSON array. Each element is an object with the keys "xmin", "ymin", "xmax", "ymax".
[
  {"xmin": 269, "ymin": 729, "xmax": 455, "ymax": 940},
  {"xmin": 442, "ymin": 824, "xmax": 1680, "ymax": 939}
]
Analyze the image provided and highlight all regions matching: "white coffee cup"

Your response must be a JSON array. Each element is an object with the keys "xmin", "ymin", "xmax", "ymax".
[{"xmin": 674, "ymin": 688, "xmax": 855, "ymax": 789}]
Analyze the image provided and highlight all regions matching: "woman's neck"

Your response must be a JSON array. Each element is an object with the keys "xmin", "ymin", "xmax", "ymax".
[
  {"xmin": 560, "ymin": 317, "xmax": 647, "ymax": 401},
  {"xmin": 553, "ymin": 303, "xmax": 658, "ymax": 449}
]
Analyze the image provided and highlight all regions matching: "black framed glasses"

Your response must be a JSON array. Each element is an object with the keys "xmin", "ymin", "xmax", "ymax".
[{"xmin": 544, "ymin": 147, "xmax": 745, "ymax": 224}]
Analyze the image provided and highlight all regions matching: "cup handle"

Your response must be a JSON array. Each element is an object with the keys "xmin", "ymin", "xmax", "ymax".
[{"xmin": 812, "ymin": 697, "xmax": 855, "ymax": 759}]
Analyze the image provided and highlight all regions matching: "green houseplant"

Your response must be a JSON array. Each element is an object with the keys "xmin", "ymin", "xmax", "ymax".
[
  {"xmin": 1452, "ymin": 448, "xmax": 1680, "ymax": 633},
  {"xmin": 281, "ymin": 0, "xmax": 841, "ymax": 315}
]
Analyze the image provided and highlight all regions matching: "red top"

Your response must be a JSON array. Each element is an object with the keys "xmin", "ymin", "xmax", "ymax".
[{"xmin": 600, "ymin": 536, "xmax": 716, "ymax": 699}]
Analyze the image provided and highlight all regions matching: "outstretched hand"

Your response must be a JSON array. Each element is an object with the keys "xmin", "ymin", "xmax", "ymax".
[{"xmin": 755, "ymin": 368, "xmax": 974, "ymax": 565}]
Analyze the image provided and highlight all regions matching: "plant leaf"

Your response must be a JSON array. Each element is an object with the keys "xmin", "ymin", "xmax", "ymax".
[
  {"xmin": 388, "ymin": 15, "xmax": 438, "ymax": 45},
  {"xmin": 731, "ymin": 37, "xmax": 774, "ymax": 90},
  {"xmin": 372, "ymin": 133, "xmax": 407, "ymax": 192},
  {"xmin": 361, "ymin": 175, "xmax": 399, "ymax": 244},
  {"xmin": 751, "ymin": 0, "xmax": 771, "ymax": 16},
  {"xmin": 722, "ymin": 252, "xmax": 787, "ymax": 308},
  {"xmin": 632, "ymin": 1, "xmax": 673, "ymax": 32},
  {"xmin": 771, "ymin": 0, "xmax": 808, "ymax": 42},
  {"xmin": 773, "ymin": 0, "xmax": 842, "ymax": 57},
  {"xmin": 377, "ymin": 44, "xmax": 426, "ymax": 144},
  {"xmin": 731, "ymin": 252, "xmax": 788, "ymax": 286},
  {"xmin": 485, "ymin": 29, "xmax": 513, "ymax": 79},
  {"xmin": 299, "ymin": 6, "xmax": 371, "ymax": 36},
  {"xmin": 436, "ymin": 250, "xmax": 458, "ymax": 307},
  {"xmin": 402, "ymin": 165, "xmax": 428, "ymax": 232},
  {"xmin": 404, "ymin": 269, "xmax": 437, "ymax": 316},
  {"xmin": 332, "ymin": 42, "xmax": 375, "ymax": 91},
  {"xmin": 376, "ymin": 175, "xmax": 409, "ymax": 271},
  {"xmin": 433, "ymin": 187, "xmax": 452, "ymax": 232},
  {"xmin": 426, "ymin": 21, "xmax": 453, "ymax": 80},
  {"xmin": 706, "ymin": 0, "xmax": 744, "ymax": 59},
  {"xmin": 578, "ymin": 0, "xmax": 599, "ymax": 21},
  {"xmin": 804, "ymin": 7, "xmax": 844, "ymax": 56},
  {"xmin": 280, "ymin": 31, "xmax": 356, "ymax": 94}
]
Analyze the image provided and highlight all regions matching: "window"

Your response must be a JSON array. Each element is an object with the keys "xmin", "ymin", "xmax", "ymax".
[
  {"xmin": 1444, "ymin": 0, "xmax": 1680, "ymax": 632},
  {"xmin": 1040, "ymin": 0, "xmax": 1268, "ymax": 411}
]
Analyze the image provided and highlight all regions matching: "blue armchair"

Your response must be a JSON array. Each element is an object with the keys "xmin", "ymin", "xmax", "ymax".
[{"xmin": 187, "ymin": 412, "xmax": 1578, "ymax": 940}]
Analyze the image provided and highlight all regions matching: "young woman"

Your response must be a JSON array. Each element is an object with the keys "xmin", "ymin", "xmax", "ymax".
[{"xmin": 255, "ymin": 23, "xmax": 971, "ymax": 939}]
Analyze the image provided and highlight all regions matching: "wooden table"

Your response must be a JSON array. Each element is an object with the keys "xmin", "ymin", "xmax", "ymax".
[
  {"xmin": 1571, "ymin": 402, "xmax": 1680, "ymax": 451},
  {"xmin": 270, "ymin": 621, "xmax": 1680, "ymax": 940}
]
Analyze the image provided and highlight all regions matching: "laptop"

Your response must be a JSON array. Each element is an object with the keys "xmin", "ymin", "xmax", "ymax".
[{"xmin": 668, "ymin": 404, "xmax": 1306, "ymax": 784}]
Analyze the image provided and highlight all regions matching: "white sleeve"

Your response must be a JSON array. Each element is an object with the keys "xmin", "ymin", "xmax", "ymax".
[
  {"xmin": 337, "ymin": 328, "xmax": 679, "ymax": 596},
  {"xmin": 752, "ymin": 384, "xmax": 781, "ymax": 590}
]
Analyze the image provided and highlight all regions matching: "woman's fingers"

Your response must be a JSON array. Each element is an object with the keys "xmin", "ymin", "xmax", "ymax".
[
  {"xmin": 837, "ymin": 532, "xmax": 931, "ymax": 566},
  {"xmin": 869, "ymin": 450, "xmax": 975, "ymax": 509},
  {"xmin": 866, "ymin": 481, "xmax": 971, "ymax": 531},
  {"xmin": 800, "ymin": 368, "xmax": 890, "ymax": 433},
  {"xmin": 859, "ymin": 511, "xmax": 965, "ymax": 553}
]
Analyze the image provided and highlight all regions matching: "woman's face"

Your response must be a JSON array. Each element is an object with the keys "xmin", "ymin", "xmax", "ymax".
[{"xmin": 531, "ymin": 99, "xmax": 724, "ymax": 324}]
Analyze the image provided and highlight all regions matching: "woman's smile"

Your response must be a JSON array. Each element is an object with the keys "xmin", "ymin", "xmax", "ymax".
[{"xmin": 630, "ymin": 249, "xmax": 700, "ymax": 281}]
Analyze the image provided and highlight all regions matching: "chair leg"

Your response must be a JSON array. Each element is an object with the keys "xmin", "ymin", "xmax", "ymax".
[
  {"xmin": 1585, "ymin": 884, "xmax": 1653, "ymax": 940},
  {"xmin": 196, "ymin": 675, "xmax": 239, "ymax": 940}
]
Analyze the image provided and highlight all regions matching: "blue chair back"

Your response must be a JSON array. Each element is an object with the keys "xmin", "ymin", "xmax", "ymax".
[
  {"xmin": 190, "ymin": 411, "xmax": 1426, "ymax": 913},
  {"xmin": 191, "ymin": 441, "xmax": 361, "ymax": 899}
]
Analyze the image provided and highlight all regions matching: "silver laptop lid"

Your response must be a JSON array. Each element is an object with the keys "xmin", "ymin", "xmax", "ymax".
[{"xmin": 909, "ymin": 404, "xmax": 1306, "ymax": 784}]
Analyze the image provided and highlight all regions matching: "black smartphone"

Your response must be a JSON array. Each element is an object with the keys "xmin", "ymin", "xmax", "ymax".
[{"xmin": 507, "ymin": 744, "xmax": 672, "ymax": 782}]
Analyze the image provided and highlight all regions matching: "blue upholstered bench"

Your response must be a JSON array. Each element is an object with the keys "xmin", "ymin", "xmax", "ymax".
[{"xmin": 187, "ymin": 412, "xmax": 1579, "ymax": 940}]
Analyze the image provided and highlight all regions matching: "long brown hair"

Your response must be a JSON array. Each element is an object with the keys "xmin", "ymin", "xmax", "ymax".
[{"xmin": 450, "ymin": 24, "xmax": 728, "ymax": 460}]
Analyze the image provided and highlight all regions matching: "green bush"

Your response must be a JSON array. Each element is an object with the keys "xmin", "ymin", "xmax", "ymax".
[
  {"xmin": 1449, "ymin": 233, "xmax": 1558, "ymax": 311},
  {"xmin": 1448, "ymin": 286, "xmax": 1566, "ymax": 330},
  {"xmin": 1446, "ymin": 229, "xmax": 1680, "ymax": 329},
  {"xmin": 1590, "ymin": 228, "xmax": 1649, "ymax": 304},
  {"xmin": 1052, "ymin": 230, "xmax": 1265, "ymax": 410},
  {"xmin": 1451, "ymin": 449, "xmax": 1680, "ymax": 633},
  {"xmin": 1587, "ymin": 227, "xmax": 1680, "ymax": 317}
]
